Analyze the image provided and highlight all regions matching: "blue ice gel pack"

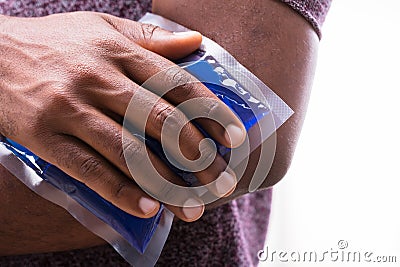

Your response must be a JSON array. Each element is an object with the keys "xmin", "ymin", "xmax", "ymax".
[{"xmin": 0, "ymin": 52, "xmax": 271, "ymax": 254}]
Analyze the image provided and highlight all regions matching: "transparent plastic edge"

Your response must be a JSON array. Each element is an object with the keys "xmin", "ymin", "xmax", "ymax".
[{"xmin": 0, "ymin": 143, "xmax": 173, "ymax": 267}]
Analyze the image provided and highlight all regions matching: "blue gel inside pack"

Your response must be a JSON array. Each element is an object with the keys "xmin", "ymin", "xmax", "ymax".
[
  {"xmin": 1, "ymin": 52, "xmax": 271, "ymax": 253},
  {"xmin": 184, "ymin": 55, "xmax": 269, "ymax": 130}
]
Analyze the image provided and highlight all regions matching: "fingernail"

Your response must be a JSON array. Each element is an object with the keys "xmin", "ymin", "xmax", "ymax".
[
  {"xmin": 182, "ymin": 198, "xmax": 204, "ymax": 221},
  {"xmin": 224, "ymin": 124, "xmax": 245, "ymax": 147},
  {"xmin": 173, "ymin": 31, "xmax": 201, "ymax": 37},
  {"xmin": 216, "ymin": 171, "xmax": 237, "ymax": 197},
  {"xmin": 138, "ymin": 197, "xmax": 158, "ymax": 215}
]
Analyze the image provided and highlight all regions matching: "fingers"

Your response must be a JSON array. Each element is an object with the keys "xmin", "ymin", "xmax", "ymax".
[
  {"xmin": 60, "ymin": 110, "xmax": 207, "ymax": 221},
  {"xmin": 93, "ymin": 74, "xmax": 237, "ymax": 197},
  {"xmin": 112, "ymin": 47, "xmax": 246, "ymax": 149},
  {"xmin": 101, "ymin": 14, "xmax": 203, "ymax": 60},
  {"xmin": 66, "ymin": 100, "xmax": 236, "ymax": 199},
  {"xmin": 165, "ymin": 199, "xmax": 205, "ymax": 223},
  {"xmin": 41, "ymin": 134, "xmax": 160, "ymax": 218},
  {"xmin": 44, "ymin": 131, "xmax": 206, "ymax": 222},
  {"xmin": 100, "ymin": 14, "xmax": 246, "ymax": 148}
]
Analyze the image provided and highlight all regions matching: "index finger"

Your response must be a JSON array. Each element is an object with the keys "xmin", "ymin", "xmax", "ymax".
[{"xmin": 121, "ymin": 46, "xmax": 246, "ymax": 148}]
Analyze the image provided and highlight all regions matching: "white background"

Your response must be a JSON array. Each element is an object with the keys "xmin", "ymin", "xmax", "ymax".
[{"xmin": 261, "ymin": 1, "xmax": 400, "ymax": 266}]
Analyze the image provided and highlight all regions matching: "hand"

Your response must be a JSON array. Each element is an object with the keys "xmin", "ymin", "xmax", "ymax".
[{"xmin": 0, "ymin": 12, "xmax": 245, "ymax": 222}]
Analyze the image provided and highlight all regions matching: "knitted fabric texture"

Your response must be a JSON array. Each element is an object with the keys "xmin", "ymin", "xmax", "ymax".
[{"xmin": 279, "ymin": 0, "xmax": 332, "ymax": 38}]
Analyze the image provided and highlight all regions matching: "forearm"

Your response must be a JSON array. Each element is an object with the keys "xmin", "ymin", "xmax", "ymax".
[
  {"xmin": 153, "ymin": 0, "xmax": 319, "ymax": 204},
  {"xmin": 0, "ymin": 166, "xmax": 105, "ymax": 255}
]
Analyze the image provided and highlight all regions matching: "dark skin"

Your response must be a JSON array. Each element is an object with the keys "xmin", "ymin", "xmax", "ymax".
[{"xmin": 0, "ymin": 0, "xmax": 318, "ymax": 255}]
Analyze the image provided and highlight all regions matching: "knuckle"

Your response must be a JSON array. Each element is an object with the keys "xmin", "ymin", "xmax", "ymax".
[
  {"xmin": 51, "ymin": 143, "xmax": 79, "ymax": 170},
  {"xmin": 177, "ymin": 79, "xmax": 197, "ymax": 99},
  {"xmin": 139, "ymin": 23, "xmax": 160, "ymax": 43},
  {"xmin": 163, "ymin": 68, "xmax": 200, "ymax": 100},
  {"xmin": 112, "ymin": 182, "xmax": 129, "ymax": 199},
  {"xmin": 91, "ymin": 34, "xmax": 136, "ymax": 61},
  {"xmin": 31, "ymin": 85, "xmax": 80, "ymax": 129},
  {"xmin": 91, "ymin": 33, "xmax": 127, "ymax": 52},
  {"xmin": 158, "ymin": 182, "xmax": 179, "ymax": 204},
  {"xmin": 51, "ymin": 97, "xmax": 88, "ymax": 124},
  {"xmin": 166, "ymin": 67, "xmax": 192, "ymax": 87},
  {"xmin": 121, "ymin": 138, "xmax": 146, "ymax": 166},
  {"xmin": 78, "ymin": 156, "xmax": 104, "ymax": 181},
  {"xmin": 189, "ymin": 148, "xmax": 203, "ymax": 163},
  {"xmin": 48, "ymin": 88, "xmax": 74, "ymax": 107},
  {"xmin": 205, "ymin": 99, "xmax": 222, "ymax": 118},
  {"xmin": 190, "ymin": 141, "xmax": 216, "ymax": 171},
  {"xmin": 152, "ymin": 103, "xmax": 182, "ymax": 131},
  {"xmin": 69, "ymin": 61, "xmax": 100, "ymax": 81},
  {"xmin": 199, "ymin": 143, "xmax": 217, "ymax": 165}
]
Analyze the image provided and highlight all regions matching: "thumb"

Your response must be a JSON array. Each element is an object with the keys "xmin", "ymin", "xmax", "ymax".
[
  {"xmin": 137, "ymin": 24, "xmax": 203, "ymax": 60},
  {"xmin": 102, "ymin": 14, "xmax": 202, "ymax": 60}
]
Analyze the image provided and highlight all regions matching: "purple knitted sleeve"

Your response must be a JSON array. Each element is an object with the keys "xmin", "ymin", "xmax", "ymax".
[{"xmin": 279, "ymin": 0, "xmax": 332, "ymax": 38}]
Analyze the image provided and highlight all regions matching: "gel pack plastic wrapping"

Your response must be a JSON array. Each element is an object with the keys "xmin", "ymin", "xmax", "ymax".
[{"xmin": 0, "ymin": 13, "xmax": 294, "ymax": 266}]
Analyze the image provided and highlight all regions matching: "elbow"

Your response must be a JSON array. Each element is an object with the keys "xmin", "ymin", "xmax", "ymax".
[
  {"xmin": 255, "ymin": 115, "xmax": 303, "ymax": 189},
  {"xmin": 262, "ymin": 143, "xmax": 293, "ymax": 188}
]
